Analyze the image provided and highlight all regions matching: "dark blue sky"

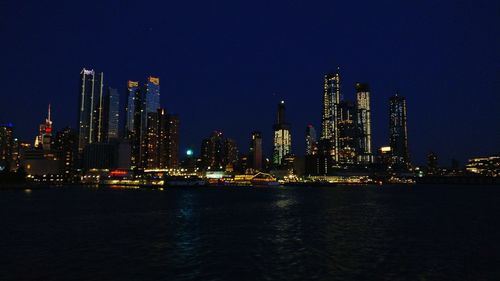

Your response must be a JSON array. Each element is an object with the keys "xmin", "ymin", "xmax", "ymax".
[{"xmin": 1, "ymin": 0, "xmax": 499, "ymax": 165}]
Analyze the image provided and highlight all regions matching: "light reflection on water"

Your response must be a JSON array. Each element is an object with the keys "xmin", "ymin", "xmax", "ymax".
[{"xmin": 0, "ymin": 185, "xmax": 499, "ymax": 281}]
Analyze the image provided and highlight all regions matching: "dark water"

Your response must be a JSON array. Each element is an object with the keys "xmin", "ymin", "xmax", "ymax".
[{"xmin": 1, "ymin": 185, "xmax": 500, "ymax": 281}]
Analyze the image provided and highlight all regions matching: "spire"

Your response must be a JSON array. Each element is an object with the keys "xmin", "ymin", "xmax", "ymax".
[{"xmin": 47, "ymin": 103, "xmax": 51, "ymax": 122}]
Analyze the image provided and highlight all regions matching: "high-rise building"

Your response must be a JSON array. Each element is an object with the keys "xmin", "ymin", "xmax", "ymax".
[
  {"xmin": 201, "ymin": 131, "xmax": 226, "ymax": 170},
  {"xmin": 144, "ymin": 108, "xmax": 179, "ymax": 170},
  {"xmin": 320, "ymin": 69, "xmax": 341, "ymax": 162},
  {"xmin": 389, "ymin": 93, "xmax": 409, "ymax": 166},
  {"xmin": 78, "ymin": 68, "xmax": 104, "ymax": 153},
  {"xmin": 272, "ymin": 101, "xmax": 292, "ymax": 166},
  {"xmin": 127, "ymin": 77, "xmax": 161, "ymax": 169},
  {"xmin": 224, "ymin": 138, "xmax": 239, "ymax": 169},
  {"xmin": 53, "ymin": 127, "xmax": 78, "ymax": 182},
  {"xmin": 355, "ymin": 83, "xmax": 373, "ymax": 164},
  {"xmin": 249, "ymin": 131, "xmax": 263, "ymax": 171},
  {"xmin": 0, "ymin": 123, "xmax": 14, "ymax": 171},
  {"xmin": 125, "ymin": 81, "xmax": 139, "ymax": 138},
  {"xmin": 305, "ymin": 125, "xmax": 317, "ymax": 156},
  {"xmin": 34, "ymin": 104, "xmax": 53, "ymax": 151},
  {"xmin": 101, "ymin": 87, "xmax": 120, "ymax": 142},
  {"xmin": 337, "ymin": 100, "xmax": 357, "ymax": 164}
]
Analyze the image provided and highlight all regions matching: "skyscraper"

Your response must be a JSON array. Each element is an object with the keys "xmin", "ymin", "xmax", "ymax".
[
  {"xmin": 389, "ymin": 93, "xmax": 410, "ymax": 166},
  {"xmin": 34, "ymin": 104, "xmax": 53, "ymax": 151},
  {"xmin": 305, "ymin": 125, "xmax": 317, "ymax": 155},
  {"xmin": 101, "ymin": 87, "xmax": 120, "ymax": 142},
  {"xmin": 53, "ymin": 127, "xmax": 78, "ymax": 182},
  {"xmin": 355, "ymin": 83, "xmax": 373, "ymax": 164},
  {"xmin": 125, "ymin": 80, "xmax": 139, "ymax": 138},
  {"xmin": 320, "ymin": 69, "xmax": 341, "ymax": 162},
  {"xmin": 337, "ymin": 100, "xmax": 357, "ymax": 164},
  {"xmin": 250, "ymin": 131, "xmax": 263, "ymax": 171},
  {"xmin": 272, "ymin": 101, "xmax": 291, "ymax": 166},
  {"xmin": 144, "ymin": 108, "xmax": 179, "ymax": 170},
  {"xmin": 201, "ymin": 131, "xmax": 226, "ymax": 170},
  {"xmin": 78, "ymin": 68, "xmax": 104, "ymax": 153}
]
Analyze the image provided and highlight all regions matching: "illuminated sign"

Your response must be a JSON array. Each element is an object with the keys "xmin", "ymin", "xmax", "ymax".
[
  {"xmin": 82, "ymin": 69, "xmax": 94, "ymax": 75},
  {"xmin": 110, "ymin": 170, "xmax": 128, "ymax": 176},
  {"xmin": 380, "ymin": 146, "xmax": 392, "ymax": 152}
]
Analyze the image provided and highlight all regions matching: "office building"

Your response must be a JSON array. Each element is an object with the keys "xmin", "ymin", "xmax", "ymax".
[
  {"xmin": 355, "ymin": 83, "xmax": 373, "ymax": 164},
  {"xmin": 78, "ymin": 68, "xmax": 104, "ymax": 153},
  {"xmin": 272, "ymin": 101, "xmax": 291, "ymax": 166},
  {"xmin": 53, "ymin": 127, "xmax": 78, "ymax": 182},
  {"xmin": 101, "ymin": 87, "xmax": 120, "ymax": 142},
  {"xmin": 144, "ymin": 108, "xmax": 179, "ymax": 170},
  {"xmin": 337, "ymin": 100, "xmax": 357, "ymax": 164},
  {"xmin": 389, "ymin": 93, "xmax": 410, "ymax": 166},
  {"xmin": 125, "ymin": 81, "xmax": 139, "ymax": 138},
  {"xmin": 320, "ymin": 69, "xmax": 341, "ymax": 162},
  {"xmin": 34, "ymin": 104, "xmax": 53, "ymax": 151}
]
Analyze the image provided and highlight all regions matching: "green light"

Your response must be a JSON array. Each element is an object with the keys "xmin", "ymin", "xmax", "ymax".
[{"xmin": 186, "ymin": 149, "xmax": 193, "ymax": 156}]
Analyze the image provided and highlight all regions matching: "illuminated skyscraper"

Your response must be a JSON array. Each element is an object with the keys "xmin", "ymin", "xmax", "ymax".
[
  {"xmin": 337, "ymin": 100, "xmax": 357, "ymax": 164},
  {"xmin": 272, "ymin": 101, "xmax": 291, "ymax": 166},
  {"xmin": 389, "ymin": 93, "xmax": 409, "ymax": 165},
  {"xmin": 320, "ymin": 69, "xmax": 341, "ymax": 162},
  {"xmin": 355, "ymin": 83, "xmax": 373, "ymax": 164},
  {"xmin": 101, "ymin": 87, "xmax": 120, "ymax": 142},
  {"xmin": 35, "ymin": 104, "xmax": 53, "ymax": 151},
  {"xmin": 53, "ymin": 127, "xmax": 78, "ymax": 182},
  {"xmin": 125, "ymin": 80, "xmax": 139, "ymax": 138},
  {"xmin": 305, "ymin": 125, "xmax": 317, "ymax": 155},
  {"xmin": 0, "ymin": 123, "xmax": 14, "ymax": 171},
  {"xmin": 250, "ymin": 131, "xmax": 263, "ymax": 171},
  {"xmin": 201, "ymin": 131, "xmax": 225, "ymax": 170},
  {"xmin": 78, "ymin": 68, "xmax": 104, "ymax": 153}
]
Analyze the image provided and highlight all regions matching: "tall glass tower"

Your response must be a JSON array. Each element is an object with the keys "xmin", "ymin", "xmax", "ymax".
[
  {"xmin": 101, "ymin": 87, "xmax": 120, "ymax": 142},
  {"xmin": 320, "ymin": 68, "xmax": 340, "ymax": 162},
  {"xmin": 125, "ymin": 80, "xmax": 139, "ymax": 138},
  {"xmin": 272, "ymin": 101, "xmax": 291, "ymax": 166},
  {"xmin": 78, "ymin": 68, "xmax": 104, "ymax": 153},
  {"xmin": 389, "ymin": 93, "xmax": 409, "ymax": 165},
  {"xmin": 305, "ymin": 125, "xmax": 317, "ymax": 155},
  {"xmin": 355, "ymin": 83, "xmax": 373, "ymax": 164}
]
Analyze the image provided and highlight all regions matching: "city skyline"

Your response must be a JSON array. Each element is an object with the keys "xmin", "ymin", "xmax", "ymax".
[{"xmin": 1, "ymin": 1, "xmax": 499, "ymax": 165}]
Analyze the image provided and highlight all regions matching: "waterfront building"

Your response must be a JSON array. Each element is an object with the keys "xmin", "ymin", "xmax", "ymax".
[
  {"xmin": 201, "ymin": 131, "xmax": 226, "ymax": 170},
  {"xmin": 272, "ymin": 101, "xmax": 291, "ymax": 166},
  {"xmin": 355, "ymin": 83, "xmax": 373, "ymax": 164},
  {"xmin": 389, "ymin": 93, "xmax": 410, "ymax": 166},
  {"xmin": 466, "ymin": 155, "xmax": 500, "ymax": 177},
  {"xmin": 77, "ymin": 68, "xmax": 104, "ymax": 153}
]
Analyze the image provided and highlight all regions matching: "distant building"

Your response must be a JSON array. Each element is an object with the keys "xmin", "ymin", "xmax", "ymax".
[
  {"xmin": 78, "ymin": 68, "xmax": 104, "ymax": 153},
  {"xmin": 125, "ymin": 80, "xmax": 140, "ymax": 138},
  {"xmin": 466, "ymin": 155, "xmax": 499, "ymax": 177},
  {"xmin": 427, "ymin": 152, "xmax": 439, "ymax": 175},
  {"xmin": 272, "ymin": 101, "xmax": 291, "ymax": 166},
  {"xmin": 0, "ymin": 124, "xmax": 14, "ymax": 171},
  {"xmin": 355, "ymin": 83, "xmax": 373, "ymax": 164},
  {"xmin": 249, "ymin": 131, "xmax": 263, "ymax": 171},
  {"xmin": 389, "ymin": 93, "xmax": 410, "ymax": 166},
  {"xmin": 53, "ymin": 127, "xmax": 78, "ymax": 182},
  {"xmin": 200, "ymin": 131, "xmax": 237, "ymax": 171},
  {"xmin": 101, "ymin": 87, "xmax": 120, "ymax": 142},
  {"xmin": 82, "ymin": 143, "xmax": 117, "ymax": 171},
  {"xmin": 34, "ymin": 104, "xmax": 53, "ymax": 151},
  {"xmin": 305, "ymin": 125, "xmax": 317, "ymax": 156}
]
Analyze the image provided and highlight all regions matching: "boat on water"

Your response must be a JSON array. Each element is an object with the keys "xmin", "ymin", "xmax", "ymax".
[{"xmin": 164, "ymin": 175, "xmax": 207, "ymax": 187}]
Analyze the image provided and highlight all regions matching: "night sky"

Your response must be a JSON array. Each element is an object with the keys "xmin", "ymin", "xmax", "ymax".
[{"xmin": 1, "ymin": 0, "xmax": 499, "ymax": 165}]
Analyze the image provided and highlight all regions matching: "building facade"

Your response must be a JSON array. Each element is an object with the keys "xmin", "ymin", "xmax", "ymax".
[
  {"xmin": 389, "ymin": 93, "xmax": 410, "ymax": 166},
  {"xmin": 355, "ymin": 83, "xmax": 373, "ymax": 164},
  {"xmin": 78, "ymin": 68, "xmax": 104, "ymax": 153},
  {"xmin": 320, "ymin": 69, "xmax": 341, "ymax": 163},
  {"xmin": 272, "ymin": 101, "xmax": 291, "ymax": 166}
]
